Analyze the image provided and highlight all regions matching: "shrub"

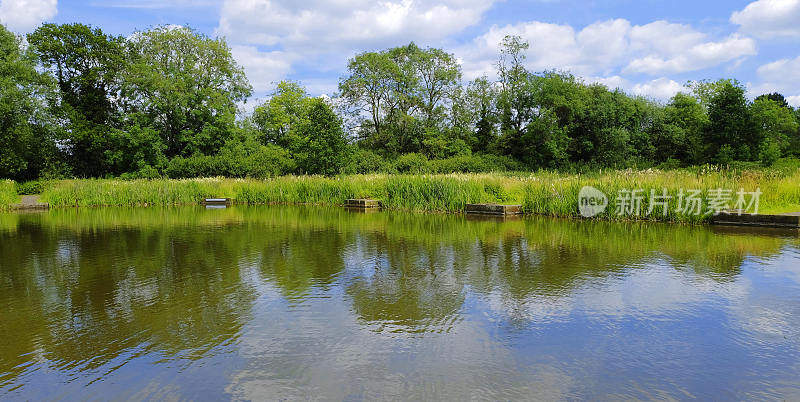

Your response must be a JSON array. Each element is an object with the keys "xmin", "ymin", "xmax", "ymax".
[
  {"xmin": 164, "ymin": 145, "xmax": 296, "ymax": 179},
  {"xmin": 393, "ymin": 153, "xmax": 430, "ymax": 174},
  {"xmin": 429, "ymin": 154, "xmax": 524, "ymax": 173},
  {"xmin": 343, "ymin": 148, "xmax": 393, "ymax": 174},
  {"xmin": 15, "ymin": 180, "xmax": 49, "ymax": 195}
]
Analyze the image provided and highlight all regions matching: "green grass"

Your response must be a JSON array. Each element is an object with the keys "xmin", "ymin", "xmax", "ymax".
[
  {"xmin": 31, "ymin": 168, "xmax": 800, "ymax": 223},
  {"xmin": 0, "ymin": 180, "xmax": 18, "ymax": 210}
]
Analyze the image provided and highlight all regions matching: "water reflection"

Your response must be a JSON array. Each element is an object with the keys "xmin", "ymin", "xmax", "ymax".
[{"xmin": 0, "ymin": 206, "xmax": 799, "ymax": 399}]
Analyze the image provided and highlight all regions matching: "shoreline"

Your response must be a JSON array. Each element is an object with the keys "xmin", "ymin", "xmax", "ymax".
[{"xmin": 1, "ymin": 173, "xmax": 799, "ymax": 226}]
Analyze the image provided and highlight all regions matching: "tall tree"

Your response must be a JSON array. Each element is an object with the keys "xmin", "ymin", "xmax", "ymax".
[
  {"xmin": 755, "ymin": 93, "xmax": 790, "ymax": 109},
  {"xmin": 253, "ymin": 81, "xmax": 349, "ymax": 175},
  {"xmin": 0, "ymin": 24, "xmax": 58, "ymax": 180},
  {"xmin": 123, "ymin": 26, "xmax": 251, "ymax": 158},
  {"xmin": 750, "ymin": 96, "xmax": 798, "ymax": 163},
  {"xmin": 28, "ymin": 23, "xmax": 126, "ymax": 176},
  {"xmin": 339, "ymin": 51, "xmax": 397, "ymax": 141},
  {"xmin": 702, "ymin": 79, "xmax": 759, "ymax": 162}
]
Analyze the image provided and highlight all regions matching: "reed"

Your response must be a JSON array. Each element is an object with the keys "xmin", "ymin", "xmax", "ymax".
[
  {"xmin": 0, "ymin": 180, "xmax": 17, "ymax": 210},
  {"xmin": 36, "ymin": 168, "xmax": 800, "ymax": 223}
]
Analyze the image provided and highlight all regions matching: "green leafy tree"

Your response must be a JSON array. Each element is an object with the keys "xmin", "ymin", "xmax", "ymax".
[
  {"xmin": 0, "ymin": 24, "xmax": 59, "ymax": 180},
  {"xmin": 28, "ymin": 23, "xmax": 126, "ymax": 176},
  {"xmin": 339, "ymin": 43, "xmax": 462, "ymax": 156},
  {"xmin": 750, "ymin": 97, "xmax": 798, "ymax": 163},
  {"xmin": 296, "ymin": 99, "xmax": 350, "ymax": 175},
  {"xmin": 654, "ymin": 93, "xmax": 708, "ymax": 165},
  {"xmin": 339, "ymin": 51, "xmax": 398, "ymax": 142},
  {"xmin": 754, "ymin": 93, "xmax": 790, "ymax": 109},
  {"xmin": 252, "ymin": 81, "xmax": 309, "ymax": 149},
  {"xmin": 253, "ymin": 81, "xmax": 349, "ymax": 175},
  {"xmin": 123, "ymin": 26, "xmax": 251, "ymax": 158},
  {"xmin": 702, "ymin": 79, "xmax": 759, "ymax": 162}
]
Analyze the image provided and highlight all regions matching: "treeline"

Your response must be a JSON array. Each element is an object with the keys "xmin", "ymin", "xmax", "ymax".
[{"xmin": 2, "ymin": 23, "xmax": 799, "ymax": 181}]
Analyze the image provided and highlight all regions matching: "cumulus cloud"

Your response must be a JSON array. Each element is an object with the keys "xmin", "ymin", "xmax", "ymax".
[
  {"xmin": 624, "ymin": 34, "xmax": 756, "ymax": 75},
  {"xmin": 231, "ymin": 45, "xmax": 293, "ymax": 94},
  {"xmin": 630, "ymin": 78, "xmax": 684, "ymax": 99},
  {"xmin": 0, "ymin": 0, "xmax": 57, "ymax": 32},
  {"xmin": 457, "ymin": 19, "xmax": 757, "ymax": 80},
  {"xmin": 217, "ymin": 0, "xmax": 498, "ymax": 95},
  {"xmin": 756, "ymin": 56, "xmax": 800, "ymax": 84},
  {"xmin": 751, "ymin": 56, "xmax": 800, "ymax": 105},
  {"xmin": 586, "ymin": 76, "xmax": 684, "ymax": 101},
  {"xmin": 731, "ymin": 0, "xmax": 800, "ymax": 39},
  {"xmin": 217, "ymin": 0, "xmax": 496, "ymax": 51}
]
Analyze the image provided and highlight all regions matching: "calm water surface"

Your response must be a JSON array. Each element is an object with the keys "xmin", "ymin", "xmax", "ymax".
[{"xmin": 1, "ymin": 206, "xmax": 800, "ymax": 400}]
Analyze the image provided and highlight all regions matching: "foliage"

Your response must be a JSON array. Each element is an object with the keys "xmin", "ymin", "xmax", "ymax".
[
  {"xmin": 4, "ymin": 22, "xmax": 800, "ymax": 181},
  {"xmin": 0, "ymin": 180, "xmax": 16, "ymax": 209},
  {"xmin": 123, "ymin": 26, "xmax": 252, "ymax": 158},
  {"xmin": 28, "ymin": 23, "xmax": 127, "ymax": 176},
  {"xmin": 253, "ymin": 81, "xmax": 349, "ymax": 175},
  {"xmin": 37, "ymin": 167, "xmax": 800, "ymax": 222},
  {"xmin": 393, "ymin": 153, "xmax": 430, "ymax": 174},
  {"xmin": 1, "ymin": 25, "xmax": 58, "ymax": 181}
]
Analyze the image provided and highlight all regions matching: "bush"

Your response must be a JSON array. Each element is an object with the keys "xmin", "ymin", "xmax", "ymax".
[
  {"xmin": 164, "ymin": 145, "xmax": 296, "ymax": 179},
  {"xmin": 393, "ymin": 153, "xmax": 430, "ymax": 174},
  {"xmin": 429, "ymin": 154, "xmax": 524, "ymax": 173},
  {"xmin": 656, "ymin": 158, "xmax": 684, "ymax": 171},
  {"xmin": 15, "ymin": 180, "xmax": 49, "ymax": 195},
  {"xmin": 164, "ymin": 155, "xmax": 221, "ymax": 179},
  {"xmin": 239, "ymin": 145, "xmax": 296, "ymax": 177},
  {"xmin": 343, "ymin": 148, "xmax": 393, "ymax": 174}
]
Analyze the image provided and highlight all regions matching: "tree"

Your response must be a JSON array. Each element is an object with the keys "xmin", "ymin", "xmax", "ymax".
[
  {"xmin": 413, "ymin": 46, "xmax": 460, "ymax": 123},
  {"xmin": 123, "ymin": 26, "xmax": 251, "ymax": 158},
  {"xmin": 296, "ymin": 99, "xmax": 350, "ymax": 175},
  {"xmin": 339, "ymin": 51, "xmax": 397, "ymax": 142},
  {"xmin": 463, "ymin": 77, "xmax": 498, "ymax": 152},
  {"xmin": 750, "ymin": 97, "xmax": 798, "ymax": 163},
  {"xmin": 702, "ymin": 79, "xmax": 759, "ymax": 162},
  {"xmin": 253, "ymin": 81, "xmax": 349, "ymax": 175},
  {"xmin": 655, "ymin": 93, "xmax": 708, "ymax": 165},
  {"xmin": 755, "ymin": 93, "xmax": 790, "ymax": 109},
  {"xmin": 252, "ymin": 81, "xmax": 309, "ymax": 149},
  {"xmin": 496, "ymin": 35, "xmax": 534, "ymax": 141},
  {"xmin": 28, "ymin": 23, "xmax": 126, "ymax": 176},
  {"xmin": 0, "ymin": 24, "xmax": 59, "ymax": 180},
  {"xmin": 339, "ymin": 43, "xmax": 462, "ymax": 156}
]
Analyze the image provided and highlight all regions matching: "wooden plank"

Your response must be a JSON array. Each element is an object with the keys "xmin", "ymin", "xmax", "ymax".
[
  {"xmin": 712, "ymin": 211, "xmax": 800, "ymax": 229},
  {"xmin": 344, "ymin": 199, "xmax": 381, "ymax": 208},
  {"xmin": 202, "ymin": 198, "xmax": 231, "ymax": 206},
  {"xmin": 465, "ymin": 204, "xmax": 523, "ymax": 216}
]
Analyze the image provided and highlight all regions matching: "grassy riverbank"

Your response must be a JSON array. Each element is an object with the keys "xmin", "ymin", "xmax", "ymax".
[{"xmin": 2, "ymin": 168, "xmax": 799, "ymax": 222}]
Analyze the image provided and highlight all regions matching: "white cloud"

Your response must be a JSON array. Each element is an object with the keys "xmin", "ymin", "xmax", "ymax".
[
  {"xmin": 217, "ymin": 0, "xmax": 496, "ymax": 51},
  {"xmin": 230, "ymin": 45, "xmax": 293, "ymax": 94},
  {"xmin": 624, "ymin": 34, "xmax": 756, "ymax": 75},
  {"xmin": 217, "ymin": 0, "xmax": 498, "ymax": 96},
  {"xmin": 751, "ymin": 56, "xmax": 800, "ymax": 105},
  {"xmin": 731, "ymin": 0, "xmax": 800, "ymax": 39},
  {"xmin": 630, "ymin": 78, "xmax": 684, "ymax": 99},
  {"xmin": 587, "ymin": 76, "xmax": 684, "ymax": 101},
  {"xmin": 0, "ymin": 0, "xmax": 57, "ymax": 32},
  {"xmin": 756, "ymin": 56, "xmax": 800, "ymax": 84},
  {"xmin": 457, "ymin": 19, "xmax": 757, "ymax": 80}
]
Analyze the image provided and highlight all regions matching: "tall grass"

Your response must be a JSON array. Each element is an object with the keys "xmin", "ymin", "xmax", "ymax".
[
  {"xmin": 37, "ymin": 168, "xmax": 800, "ymax": 223},
  {"xmin": 0, "ymin": 180, "xmax": 17, "ymax": 210}
]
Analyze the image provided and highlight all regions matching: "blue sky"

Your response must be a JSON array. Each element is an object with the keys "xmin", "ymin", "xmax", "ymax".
[{"xmin": 2, "ymin": 0, "xmax": 799, "ymax": 106}]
